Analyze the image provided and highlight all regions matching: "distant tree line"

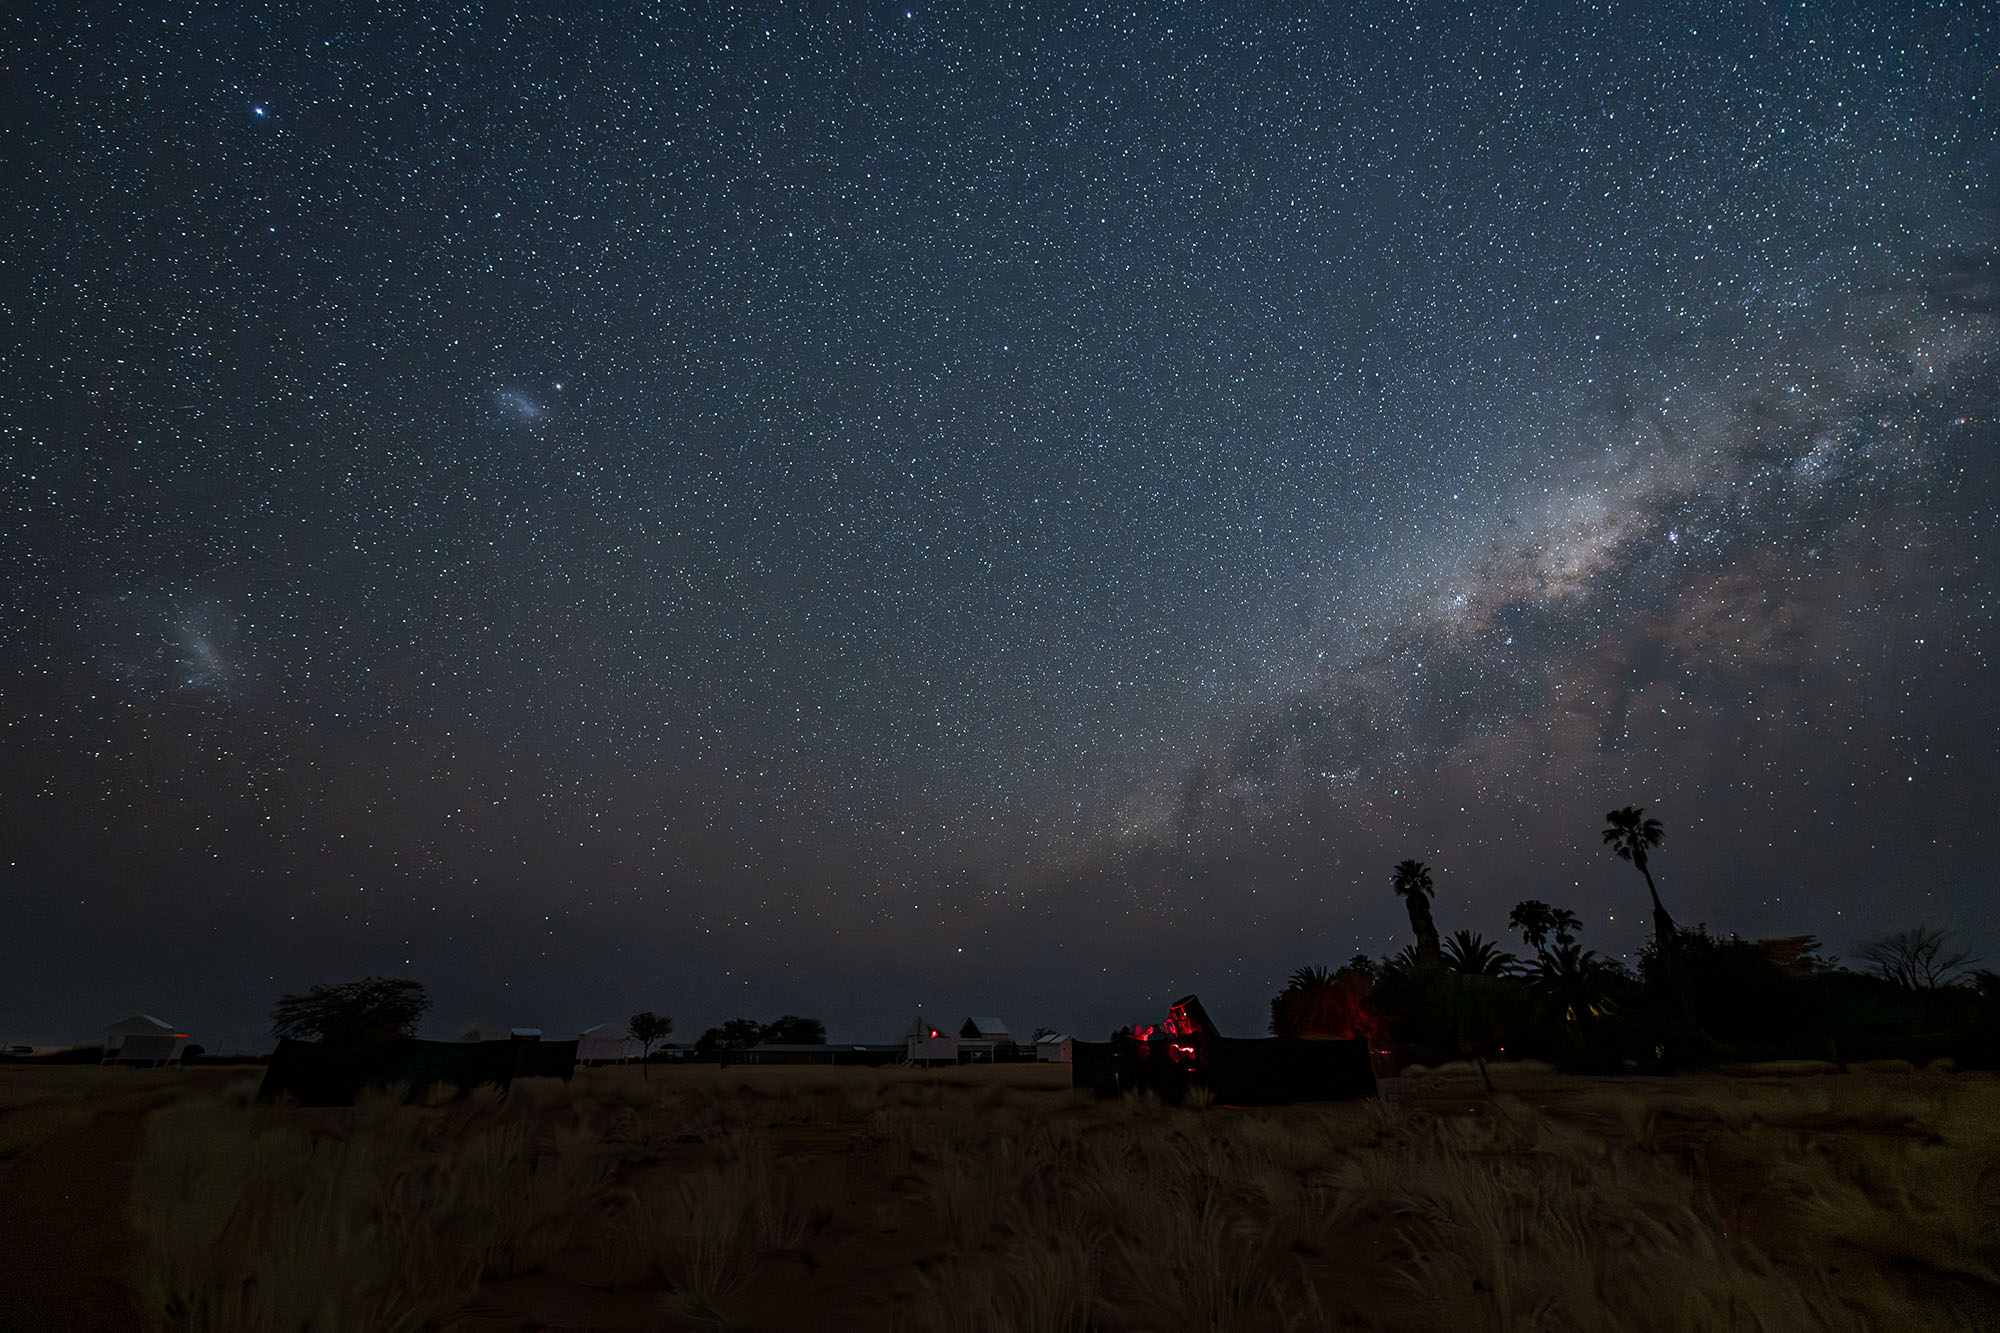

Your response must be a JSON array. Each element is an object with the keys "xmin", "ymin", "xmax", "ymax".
[
  {"xmin": 1275, "ymin": 806, "xmax": 1997, "ymax": 1081},
  {"xmin": 255, "ymin": 983, "xmax": 831, "ymax": 1071},
  {"xmin": 695, "ymin": 1015, "xmax": 827, "ymax": 1054}
]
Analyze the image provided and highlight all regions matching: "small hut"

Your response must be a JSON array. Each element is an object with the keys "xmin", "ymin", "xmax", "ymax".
[{"xmin": 958, "ymin": 1017, "xmax": 1016, "ymax": 1062}]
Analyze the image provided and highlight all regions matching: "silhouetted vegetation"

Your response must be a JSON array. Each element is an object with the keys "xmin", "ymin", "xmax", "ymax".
[
  {"xmin": 693, "ymin": 1015, "xmax": 826, "ymax": 1056},
  {"xmin": 1604, "ymin": 805, "xmax": 1676, "ymax": 943},
  {"xmin": 268, "ymin": 977, "xmax": 430, "ymax": 1045},
  {"xmin": 1856, "ymin": 926, "xmax": 1980, "ymax": 990},
  {"xmin": 759, "ymin": 1014, "xmax": 827, "ymax": 1045},
  {"xmin": 1275, "ymin": 845, "xmax": 2000, "ymax": 1076},
  {"xmin": 1268, "ymin": 965, "xmax": 1381, "ymax": 1043},
  {"xmin": 1441, "ymin": 929, "xmax": 1515, "ymax": 976},
  {"xmin": 696, "ymin": 1019, "xmax": 766, "ymax": 1055},
  {"xmin": 1391, "ymin": 859, "xmax": 1443, "ymax": 970},
  {"xmin": 627, "ymin": 1011, "xmax": 673, "ymax": 1076},
  {"xmin": 1507, "ymin": 899, "xmax": 1580, "ymax": 957}
]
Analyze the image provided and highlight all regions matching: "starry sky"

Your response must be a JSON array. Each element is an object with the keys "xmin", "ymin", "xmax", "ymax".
[{"xmin": 3, "ymin": 1, "xmax": 1995, "ymax": 1050}]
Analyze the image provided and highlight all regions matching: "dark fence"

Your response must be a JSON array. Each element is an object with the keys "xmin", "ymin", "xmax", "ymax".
[{"xmin": 258, "ymin": 1037, "xmax": 578, "ymax": 1105}]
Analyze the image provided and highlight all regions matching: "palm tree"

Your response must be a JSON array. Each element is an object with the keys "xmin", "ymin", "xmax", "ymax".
[
  {"xmin": 1443, "ymin": 929, "xmax": 1517, "ymax": 976},
  {"xmin": 1549, "ymin": 907, "xmax": 1582, "ymax": 948},
  {"xmin": 1529, "ymin": 942, "xmax": 1620, "ymax": 1023},
  {"xmin": 1380, "ymin": 944, "xmax": 1423, "ymax": 979},
  {"xmin": 1603, "ymin": 806, "xmax": 1676, "ymax": 943},
  {"xmin": 1508, "ymin": 900, "xmax": 1557, "ymax": 957},
  {"xmin": 1269, "ymin": 965, "xmax": 1381, "ymax": 1041},
  {"xmin": 1392, "ymin": 859, "xmax": 1444, "ymax": 970}
]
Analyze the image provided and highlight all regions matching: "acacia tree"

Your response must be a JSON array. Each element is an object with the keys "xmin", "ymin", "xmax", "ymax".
[
  {"xmin": 696, "ymin": 1019, "xmax": 766, "ymax": 1055},
  {"xmin": 760, "ymin": 1015, "xmax": 827, "ymax": 1045},
  {"xmin": 1856, "ymin": 927, "xmax": 1979, "ymax": 990},
  {"xmin": 270, "ymin": 977, "xmax": 430, "ymax": 1045},
  {"xmin": 1603, "ymin": 806, "xmax": 1676, "ymax": 944},
  {"xmin": 627, "ymin": 1011, "xmax": 673, "ymax": 1077},
  {"xmin": 1392, "ymin": 859, "xmax": 1444, "ymax": 970}
]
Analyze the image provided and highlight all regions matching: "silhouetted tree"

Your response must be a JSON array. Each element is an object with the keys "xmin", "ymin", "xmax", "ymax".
[
  {"xmin": 628, "ymin": 1011, "xmax": 674, "ymax": 1076},
  {"xmin": 1603, "ymin": 806, "xmax": 1676, "ymax": 943},
  {"xmin": 1392, "ymin": 859, "xmax": 1443, "ymax": 969},
  {"xmin": 1856, "ymin": 927, "xmax": 1979, "ymax": 991},
  {"xmin": 1443, "ymin": 929, "xmax": 1516, "ymax": 976},
  {"xmin": 696, "ymin": 1018, "xmax": 766, "ymax": 1056},
  {"xmin": 1550, "ymin": 907, "xmax": 1582, "ymax": 948},
  {"xmin": 760, "ymin": 1015, "xmax": 827, "ymax": 1045},
  {"xmin": 1508, "ymin": 901, "xmax": 1557, "ymax": 957},
  {"xmin": 1379, "ymin": 945, "xmax": 1423, "ymax": 979},
  {"xmin": 1269, "ymin": 964, "xmax": 1383, "ymax": 1042},
  {"xmin": 270, "ymin": 977, "xmax": 430, "ymax": 1045},
  {"xmin": 1529, "ymin": 942, "xmax": 1621, "ymax": 1024}
]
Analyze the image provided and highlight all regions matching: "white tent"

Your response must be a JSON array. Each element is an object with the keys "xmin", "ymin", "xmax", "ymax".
[
  {"xmin": 103, "ymin": 1015, "xmax": 189, "ymax": 1066},
  {"xmin": 578, "ymin": 1023, "xmax": 639, "ymax": 1063}
]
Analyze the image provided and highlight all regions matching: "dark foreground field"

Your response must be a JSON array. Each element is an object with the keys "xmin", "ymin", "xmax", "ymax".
[{"xmin": 2, "ymin": 1060, "xmax": 1997, "ymax": 1331}]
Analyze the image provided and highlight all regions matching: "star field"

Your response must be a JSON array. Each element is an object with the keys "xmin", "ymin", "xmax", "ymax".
[{"xmin": 2, "ymin": 1, "xmax": 1995, "ymax": 1045}]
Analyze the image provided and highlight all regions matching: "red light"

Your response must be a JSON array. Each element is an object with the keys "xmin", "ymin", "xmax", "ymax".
[
  {"xmin": 928, "ymin": 1028, "xmax": 939, "ymax": 1038},
  {"xmin": 1130, "ymin": 1008, "xmax": 1203, "ymax": 1066}
]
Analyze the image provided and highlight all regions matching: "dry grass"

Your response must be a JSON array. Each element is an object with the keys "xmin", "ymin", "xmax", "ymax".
[{"xmin": 3, "ymin": 1061, "xmax": 1989, "ymax": 1330}]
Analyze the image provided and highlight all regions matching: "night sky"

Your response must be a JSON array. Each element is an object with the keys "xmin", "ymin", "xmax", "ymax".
[{"xmin": 4, "ymin": 2, "xmax": 1995, "ymax": 1050}]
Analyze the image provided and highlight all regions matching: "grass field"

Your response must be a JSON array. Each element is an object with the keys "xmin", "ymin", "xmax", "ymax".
[{"xmin": 2, "ymin": 1060, "xmax": 1997, "ymax": 1330}]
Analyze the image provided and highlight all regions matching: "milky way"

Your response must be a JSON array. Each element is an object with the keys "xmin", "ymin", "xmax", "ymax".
[{"xmin": 2, "ymin": 2, "xmax": 1994, "ymax": 1045}]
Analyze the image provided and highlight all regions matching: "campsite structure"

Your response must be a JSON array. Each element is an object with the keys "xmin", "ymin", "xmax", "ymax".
[
  {"xmin": 1073, "ymin": 995, "xmax": 1375, "ymax": 1105},
  {"xmin": 101, "ymin": 1015, "xmax": 190, "ymax": 1066},
  {"xmin": 904, "ymin": 1016, "xmax": 959, "ymax": 1065},
  {"xmin": 576, "ymin": 1023, "xmax": 639, "ymax": 1064},
  {"xmin": 956, "ymin": 1016, "xmax": 1017, "ymax": 1061}
]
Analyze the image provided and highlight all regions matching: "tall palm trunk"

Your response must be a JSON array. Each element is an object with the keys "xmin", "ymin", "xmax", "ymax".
[
  {"xmin": 1636, "ymin": 854, "xmax": 1693, "ymax": 1023},
  {"xmin": 1405, "ymin": 895, "xmax": 1443, "ymax": 969},
  {"xmin": 1637, "ymin": 858, "xmax": 1677, "ymax": 942}
]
